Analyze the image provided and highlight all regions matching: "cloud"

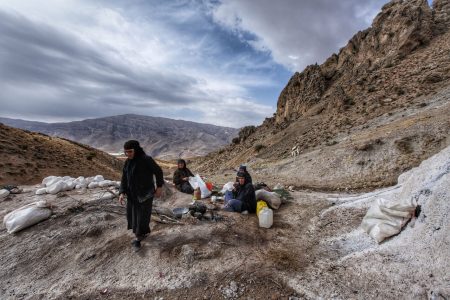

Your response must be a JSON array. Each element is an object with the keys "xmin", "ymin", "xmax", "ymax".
[
  {"xmin": 211, "ymin": 0, "xmax": 386, "ymax": 71},
  {"xmin": 0, "ymin": 3, "xmax": 277, "ymax": 127},
  {"xmin": 0, "ymin": 0, "xmax": 388, "ymax": 128}
]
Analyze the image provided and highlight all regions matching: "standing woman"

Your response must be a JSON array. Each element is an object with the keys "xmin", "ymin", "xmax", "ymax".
[{"xmin": 118, "ymin": 140, "xmax": 164, "ymax": 251}]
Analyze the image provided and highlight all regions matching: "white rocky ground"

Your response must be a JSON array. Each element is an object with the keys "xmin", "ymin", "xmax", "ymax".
[{"xmin": 0, "ymin": 145, "xmax": 449, "ymax": 299}]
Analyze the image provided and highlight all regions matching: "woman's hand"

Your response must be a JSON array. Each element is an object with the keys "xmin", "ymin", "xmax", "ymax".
[
  {"xmin": 155, "ymin": 187, "xmax": 163, "ymax": 198},
  {"xmin": 119, "ymin": 193, "xmax": 125, "ymax": 205}
]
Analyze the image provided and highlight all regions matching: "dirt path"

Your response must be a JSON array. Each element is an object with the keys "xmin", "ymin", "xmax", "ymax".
[{"xmin": 0, "ymin": 184, "xmax": 447, "ymax": 299}]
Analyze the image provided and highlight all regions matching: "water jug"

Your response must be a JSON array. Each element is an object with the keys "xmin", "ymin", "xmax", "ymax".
[{"xmin": 258, "ymin": 207, "xmax": 273, "ymax": 228}]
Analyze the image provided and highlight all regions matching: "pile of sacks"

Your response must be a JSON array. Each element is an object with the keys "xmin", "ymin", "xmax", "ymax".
[{"xmin": 36, "ymin": 175, "xmax": 120, "ymax": 195}]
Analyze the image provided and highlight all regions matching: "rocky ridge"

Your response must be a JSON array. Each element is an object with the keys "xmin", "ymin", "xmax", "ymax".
[
  {"xmin": 0, "ymin": 114, "xmax": 238, "ymax": 160},
  {"xmin": 194, "ymin": 0, "xmax": 450, "ymax": 190}
]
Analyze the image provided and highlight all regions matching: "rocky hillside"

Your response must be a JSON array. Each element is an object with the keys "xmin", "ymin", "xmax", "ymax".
[
  {"xmin": 0, "ymin": 114, "xmax": 238, "ymax": 160},
  {"xmin": 0, "ymin": 123, "xmax": 123, "ymax": 185},
  {"xmin": 194, "ymin": 0, "xmax": 450, "ymax": 190}
]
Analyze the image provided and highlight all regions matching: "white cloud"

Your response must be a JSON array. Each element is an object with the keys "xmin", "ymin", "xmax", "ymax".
[{"xmin": 211, "ymin": 0, "xmax": 386, "ymax": 71}]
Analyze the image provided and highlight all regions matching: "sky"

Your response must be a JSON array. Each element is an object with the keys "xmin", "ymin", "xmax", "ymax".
[{"xmin": 0, "ymin": 0, "xmax": 395, "ymax": 128}]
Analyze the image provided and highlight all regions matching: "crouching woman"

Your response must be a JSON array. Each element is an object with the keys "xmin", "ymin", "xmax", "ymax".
[
  {"xmin": 173, "ymin": 159, "xmax": 195, "ymax": 194},
  {"xmin": 118, "ymin": 140, "xmax": 164, "ymax": 251},
  {"xmin": 223, "ymin": 171, "xmax": 256, "ymax": 214}
]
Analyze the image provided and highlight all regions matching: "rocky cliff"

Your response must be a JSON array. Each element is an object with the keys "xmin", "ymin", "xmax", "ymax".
[
  {"xmin": 275, "ymin": 0, "xmax": 447, "ymax": 123},
  {"xmin": 0, "ymin": 114, "xmax": 238, "ymax": 160},
  {"xmin": 194, "ymin": 0, "xmax": 450, "ymax": 190}
]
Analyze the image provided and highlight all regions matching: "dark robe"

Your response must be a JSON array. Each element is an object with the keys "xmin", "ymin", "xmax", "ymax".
[
  {"xmin": 173, "ymin": 168, "xmax": 194, "ymax": 194},
  {"xmin": 119, "ymin": 154, "xmax": 164, "ymax": 237},
  {"xmin": 232, "ymin": 182, "xmax": 257, "ymax": 213}
]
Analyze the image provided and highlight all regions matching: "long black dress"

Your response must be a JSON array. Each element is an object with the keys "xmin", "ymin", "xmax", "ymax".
[{"xmin": 119, "ymin": 153, "xmax": 164, "ymax": 237}]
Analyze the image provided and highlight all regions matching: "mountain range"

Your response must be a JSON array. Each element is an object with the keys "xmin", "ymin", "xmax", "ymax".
[{"xmin": 0, "ymin": 114, "xmax": 238, "ymax": 160}]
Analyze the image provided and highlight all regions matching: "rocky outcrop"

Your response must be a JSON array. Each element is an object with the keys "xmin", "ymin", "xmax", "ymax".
[
  {"xmin": 433, "ymin": 0, "xmax": 450, "ymax": 33},
  {"xmin": 276, "ymin": 0, "xmax": 440, "ymax": 123},
  {"xmin": 195, "ymin": 0, "xmax": 450, "ymax": 190}
]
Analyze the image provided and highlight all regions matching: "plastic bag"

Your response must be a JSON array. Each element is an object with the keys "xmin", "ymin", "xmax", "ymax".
[
  {"xmin": 220, "ymin": 182, "xmax": 235, "ymax": 194},
  {"xmin": 361, "ymin": 197, "xmax": 415, "ymax": 243},
  {"xmin": 188, "ymin": 175, "xmax": 211, "ymax": 199},
  {"xmin": 3, "ymin": 201, "xmax": 52, "ymax": 234},
  {"xmin": 255, "ymin": 189, "xmax": 281, "ymax": 210}
]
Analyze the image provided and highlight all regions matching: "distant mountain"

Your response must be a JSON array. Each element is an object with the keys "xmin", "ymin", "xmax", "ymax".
[{"xmin": 0, "ymin": 114, "xmax": 238, "ymax": 159}]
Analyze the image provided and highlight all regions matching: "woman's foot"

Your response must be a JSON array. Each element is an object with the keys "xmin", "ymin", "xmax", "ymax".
[{"xmin": 131, "ymin": 240, "xmax": 141, "ymax": 252}]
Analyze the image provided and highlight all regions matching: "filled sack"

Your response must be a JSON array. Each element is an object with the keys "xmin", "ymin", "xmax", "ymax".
[
  {"xmin": 255, "ymin": 189, "xmax": 281, "ymax": 210},
  {"xmin": 3, "ymin": 201, "xmax": 52, "ymax": 234}
]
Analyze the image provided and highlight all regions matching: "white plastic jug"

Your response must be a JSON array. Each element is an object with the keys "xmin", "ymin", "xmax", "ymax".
[{"xmin": 258, "ymin": 207, "xmax": 273, "ymax": 228}]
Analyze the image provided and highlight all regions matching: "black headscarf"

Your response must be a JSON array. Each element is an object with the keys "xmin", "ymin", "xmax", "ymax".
[
  {"xmin": 177, "ymin": 159, "xmax": 187, "ymax": 169},
  {"xmin": 124, "ymin": 140, "xmax": 145, "ymax": 158}
]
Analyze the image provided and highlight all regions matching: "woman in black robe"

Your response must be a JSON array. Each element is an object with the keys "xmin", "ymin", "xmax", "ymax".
[
  {"xmin": 173, "ymin": 159, "xmax": 195, "ymax": 194},
  {"xmin": 118, "ymin": 140, "xmax": 164, "ymax": 251}
]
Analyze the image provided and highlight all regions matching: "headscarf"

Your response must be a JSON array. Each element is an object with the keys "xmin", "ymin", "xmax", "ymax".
[
  {"xmin": 123, "ymin": 140, "xmax": 145, "ymax": 158},
  {"xmin": 177, "ymin": 159, "xmax": 187, "ymax": 169}
]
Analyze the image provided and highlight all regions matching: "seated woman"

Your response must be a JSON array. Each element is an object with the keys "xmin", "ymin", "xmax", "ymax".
[
  {"xmin": 235, "ymin": 165, "xmax": 252, "ymax": 185},
  {"xmin": 224, "ymin": 171, "xmax": 256, "ymax": 213},
  {"xmin": 173, "ymin": 159, "xmax": 194, "ymax": 194}
]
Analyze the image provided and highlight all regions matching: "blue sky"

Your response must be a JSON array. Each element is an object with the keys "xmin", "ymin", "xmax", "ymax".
[{"xmin": 0, "ymin": 0, "xmax": 401, "ymax": 127}]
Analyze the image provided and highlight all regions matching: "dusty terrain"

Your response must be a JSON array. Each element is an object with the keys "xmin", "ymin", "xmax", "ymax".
[{"xmin": 0, "ymin": 142, "xmax": 448, "ymax": 299}]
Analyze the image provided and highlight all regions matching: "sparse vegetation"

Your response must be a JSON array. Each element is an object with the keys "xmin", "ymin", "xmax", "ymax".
[
  {"xmin": 86, "ymin": 152, "xmax": 96, "ymax": 161},
  {"xmin": 254, "ymin": 144, "xmax": 266, "ymax": 152}
]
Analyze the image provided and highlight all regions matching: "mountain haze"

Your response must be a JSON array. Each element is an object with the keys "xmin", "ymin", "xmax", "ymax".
[{"xmin": 0, "ymin": 114, "xmax": 238, "ymax": 159}]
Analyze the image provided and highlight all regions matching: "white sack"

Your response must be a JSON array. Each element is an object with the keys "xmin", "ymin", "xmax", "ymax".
[
  {"xmin": 42, "ymin": 176, "xmax": 57, "ymax": 186},
  {"xmin": 255, "ymin": 189, "xmax": 282, "ymax": 210},
  {"xmin": 35, "ymin": 188, "xmax": 47, "ymax": 195},
  {"xmin": 46, "ymin": 177, "xmax": 63, "ymax": 187},
  {"xmin": 98, "ymin": 180, "xmax": 112, "ymax": 187},
  {"xmin": 94, "ymin": 175, "xmax": 104, "ymax": 182},
  {"xmin": 46, "ymin": 181, "xmax": 66, "ymax": 194},
  {"xmin": 3, "ymin": 201, "xmax": 52, "ymax": 234},
  {"xmin": 188, "ymin": 174, "xmax": 211, "ymax": 199},
  {"xmin": 88, "ymin": 182, "xmax": 99, "ymax": 189},
  {"xmin": 64, "ymin": 180, "xmax": 76, "ymax": 191},
  {"xmin": 0, "ymin": 189, "xmax": 10, "ymax": 199},
  {"xmin": 220, "ymin": 182, "xmax": 235, "ymax": 194},
  {"xmin": 361, "ymin": 197, "xmax": 416, "ymax": 243}
]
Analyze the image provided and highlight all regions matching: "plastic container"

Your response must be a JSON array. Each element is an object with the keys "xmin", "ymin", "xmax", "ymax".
[
  {"xmin": 194, "ymin": 188, "xmax": 201, "ymax": 200},
  {"xmin": 258, "ymin": 207, "xmax": 273, "ymax": 229},
  {"xmin": 256, "ymin": 200, "xmax": 268, "ymax": 215}
]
